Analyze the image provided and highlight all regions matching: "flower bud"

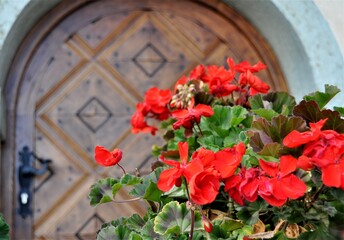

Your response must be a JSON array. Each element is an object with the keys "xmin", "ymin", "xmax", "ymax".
[{"xmin": 202, "ymin": 216, "xmax": 213, "ymax": 233}]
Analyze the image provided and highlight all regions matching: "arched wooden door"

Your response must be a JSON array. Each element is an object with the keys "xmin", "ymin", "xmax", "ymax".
[{"xmin": 3, "ymin": 0, "xmax": 287, "ymax": 239}]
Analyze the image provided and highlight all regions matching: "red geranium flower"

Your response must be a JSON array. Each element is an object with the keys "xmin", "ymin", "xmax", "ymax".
[
  {"xmin": 191, "ymin": 147, "xmax": 215, "ymax": 169},
  {"xmin": 283, "ymin": 119, "xmax": 327, "ymax": 148},
  {"xmin": 225, "ymin": 167, "xmax": 261, "ymax": 205},
  {"xmin": 258, "ymin": 156, "xmax": 307, "ymax": 206},
  {"xmin": 227, "ymin": 58, "xmax": 269, "ymax": 96},
  {"xmin": 172, "ymin": 103, "xmax": 214, "ymax": 130},
  {"xmin": 189, "ymin": 64, "xmax": 207, "ymax": 81},
  {"xmin": 94, "ymin": 146, "xmax": 122, "ymax": 167},
  {"xmin": 189, "ymin": 169, "xmax": 220, "ymax": 205},
  {"xmin": 157, "ymin": 142, "xmax": 203, "ymax": 192},
  {"xmin": 130, "ymin": 103, "xmax": 157, "ymax": 135},
  {"xmin": 144, "ymin": 87, "xmax": 171, "ymax": 116},
  {"xmin": 213, "ymin": 142, "xmax": 246, "ymax": 179}
]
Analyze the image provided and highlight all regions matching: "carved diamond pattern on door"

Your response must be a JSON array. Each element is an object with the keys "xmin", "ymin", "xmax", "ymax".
[
  {"xmin": 76, "ymin": 97, "xmax": 113, "ymax": 133},
  {"xmin": 132, "ymin": 43, "xmax": 167, "ymax": 77},
  {"xmin": 6, "ymin": 1, "xmax": 287, "ymax": 239}
]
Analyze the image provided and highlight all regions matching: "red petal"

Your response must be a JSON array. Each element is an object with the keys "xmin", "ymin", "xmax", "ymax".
[
  {"xmin": 279, "ymin": 175, "xmax": 307, "ymax": 199},
  {"xmin": 259, "ymin": 159, "xmax": 278, "ymax": 177},
  {"xmin": 279, "ymin": 155, "xmax": 297, "ymax": 177},
  {"xmin": 157, "ymin": 168, "xmax": 181, "ymax": 192},
  {"xmin": 322, "ymin": 164, "xmax": 341, "ymax": 188},
  {"xmin": 178, "ymin": 142, "xmax": 189, "ymax": 164}
]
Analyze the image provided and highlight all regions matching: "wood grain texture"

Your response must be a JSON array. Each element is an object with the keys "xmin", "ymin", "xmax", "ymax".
[{"xmin": 2, "ymin": 0, "xmax": 287, "ymax": 239}]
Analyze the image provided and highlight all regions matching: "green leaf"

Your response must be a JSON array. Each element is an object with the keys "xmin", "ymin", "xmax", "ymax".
[
  {"xmin": 223, "ymin": 128, "xmax": 245, "ymax": 147},
  {"xmin": 258, "ymin": 142, "xmax": 281, "ymax": 158},
  {"xmin": 249, "ymin": 115, "xmax": 307, "ymax": 153},
  {"xmin": 141, "ymin": 219, "xmax": 161, "ymax": 240},
  {"xmin": 111, "ymin": 174, "xmax": 143, "ymax": 198},
  {"xmin": 197, "ymin": 135, "xmax": 223, "ymax": 151},
  {"xmin": 249, "ymin": 92, "xmax": 296, "ymax": 116},
  {"xmin": 129, "ymin": 233, "xmax": 143, "ymax": 240},
  {"xmin": 249, "ymin": 94, "xmax": 265, "ymax": 109},
  {"xmin": 208, "ymin": 218, "xmax": 243, "ymax": 239},
  {"xmin": 334, "ymin": 106, "xmax": 344, "ymax": 117},
  {"xmin": 89, "ymin": 178, "xmax": 118, "ymax": 206},
  {"xmin": 199, "ymin": 105, "xmax": 248, "ymax": 138},
  {"xmin": 264, "ymin": 92, "xmax": 296, "ymax": 114},
  {"xmin": 153, "ymin": 201, "xmax": 202, "ymax": 236},
  {"xmin": 120, "ymin": 174, "xmax": 142, "ymax": 185},
  {"xmin": 303, "ymin": 84, "xmax": 340, "ymax": 109},
  {"xmin": 251, "ymin": 108, "xmax": 279, "ymax": 121},
  {"xmin": 232, "ymin": 225, "xmax": 253, "ymax": 240},
  {"xmin": 126, "ymin": 214, "xmax": 146, "ymax": 230},
  {"xmin": 297, "ymin": 223, "xmax": 337, "ymax": 240},
  {"xmin": 97, "ymin": 225, "xmax": 132, "ymax": 240},
  {"xmin": 167, "ymin": 128, "xmax": 186, "ymax": 150},
  {"xmin": 143, "ymin": 181, "xmax": 163, "ymax": 202},
  {"xmin": 293, "ymin": 100, "xmax": 344, "ymax": 133},
  {"xmin": 0, "ymin": 214, "xmax": 9, "ymax": 240},
  {"xmin": 130, "ymin": 168, "xmax": 163, "ymax": 202},
  {"xmin": 236, "ymin": 199, "xmax": 269, "ymax": 225}
]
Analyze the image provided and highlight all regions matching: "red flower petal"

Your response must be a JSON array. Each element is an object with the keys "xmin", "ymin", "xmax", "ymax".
[
  {"xmin": 94, "ymin": 146, "xmax": 122, "ymax": 167},
  {"xmin": 279, "ymin": 175, "xmax": 307, "ymax": 199},
  {"xmin": 157, "ymin": 168, "xmax": 182, "ymax": 192},
  {"xmin": 279, "ymin": 155, "xmax": 297, "ymax": 177},
  {"xmin": 322, "ymin": 164, "xmax": 341, "ymax": 188},
  {"xmin": 259, "ymin": 159, "xmax": 278, "ymax": 177}
]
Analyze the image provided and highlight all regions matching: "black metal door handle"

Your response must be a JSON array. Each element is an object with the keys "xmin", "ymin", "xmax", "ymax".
[{"xmin": 18, "ymin": 146, "xmax": 52, "ymax": 218}]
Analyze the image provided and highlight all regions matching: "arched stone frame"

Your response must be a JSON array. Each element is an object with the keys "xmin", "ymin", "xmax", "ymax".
[{"xmin": 0, "ymin": 0, "xmax": 343, "ymax": 234}]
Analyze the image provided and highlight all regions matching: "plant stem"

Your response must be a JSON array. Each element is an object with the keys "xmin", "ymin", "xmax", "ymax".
[
  {"xmin": 184, "ymin": 178, "xmax": 195, "ymax": 240},
  {"xmin": 117, "ymin": 163, "xmax": 127, "ymax": 175},
  {"xmin": 112, "ymin": 197, "xmax": 141, "ymax": 203},
  {"xmin": 189, "ymin": 209, "xmax": 195, "ymax": 240}
]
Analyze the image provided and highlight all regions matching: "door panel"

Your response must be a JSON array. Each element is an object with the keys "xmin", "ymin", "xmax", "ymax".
[{"xmin": 5, "ymin": 0, "xmax": 287, "ymax": 239}]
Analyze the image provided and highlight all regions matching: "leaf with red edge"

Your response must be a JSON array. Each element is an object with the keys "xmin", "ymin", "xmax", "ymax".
[
  {"xmin": 258, "ymin": 142, "xmax": 281, "ymax": 158},
  {"xmin": 249, "ymin": 115, "xmax": 307, "ymax": 153},
  {"xmin": 293, "ymin": 100, "xmax": 344, "ymax": 133}
]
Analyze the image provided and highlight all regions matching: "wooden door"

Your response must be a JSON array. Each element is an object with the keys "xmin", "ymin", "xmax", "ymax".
[{"xmin": 3, "ymin": 0, "xmax": 287, "ymax": 239}]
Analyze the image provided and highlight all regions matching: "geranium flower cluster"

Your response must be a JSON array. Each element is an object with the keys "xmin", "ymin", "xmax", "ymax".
[
  {"xmin": 90, "ymin": 57, "xmax": 344, "ymax": 240},
  {"xmin": 284, "ymin": 118, "xmax": 344, "ymax": 189},
  {"xmin": 157, "ymin": 142, "xmax": 246, "ymax": 205},
  {"xmin": 131, "ymin": 58, "xmax": 269, "ymax": 135}
]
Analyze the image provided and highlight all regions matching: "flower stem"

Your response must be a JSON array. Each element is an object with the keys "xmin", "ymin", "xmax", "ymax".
[
  {"xmin": 112, "ymin": 197, "xmax": 141, "ymax": 203},
  {"xmin": 117, "ymin": 163, "xmax": 126, "ymax": 175},
  {"xmin": 189, "ymin": 209, "xmax": 195, "ymax": 240},
  {"xmin": 183, "ymin": 178, "xmax": 195, "ymax": 240}
]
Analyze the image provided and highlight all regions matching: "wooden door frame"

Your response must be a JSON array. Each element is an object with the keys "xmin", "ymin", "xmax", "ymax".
[{"xmin": 1, "ymin": 0, "xmax": 286, "ymax": 238}]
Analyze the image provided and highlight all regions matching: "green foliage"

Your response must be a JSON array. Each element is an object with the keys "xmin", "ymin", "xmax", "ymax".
[
  {"xmin": 298, "ymin": 223, "xmax": 337, "ymax": 240},
  {"xmin": 97, "ymin": 225, "xmax": 134, "ymax": 240},
  {"xmin": 0, "ymin": 214, "xmax": 9, "ymax": 240},
  {"xmin": 248, "ymin": 115, "xmax": 307, "ymax": 157},
  {"xmin": 303, "ymin": 84, "xmax": 340, "ymax": 109},
  {"xmin": 198, "ymin": 105, "xmax": 250, "ymax": 150},
  {"xmin": 249, "ymin": 92, "xmax": 296, "ymax": 119},
  {"xmin": 334, "ymin": 106, "xmax": 344, "ymax": 116},
  {"xmin": 130, "ymin": 167, "xmax": 163, "ymax": 202},
  {"xmin": 153, "ymin": 201, "xmax": 202, "ymax": 236},
  {"xmin": 89, "ymin": 178, "xmax": 119, "ymax": 206},
  {"xmin": 236, "ymin": 199, "xmax": 269, "ymax": 225},
  {"xmin": 293, "ymin": 100, "xmax": 344, "ymax": 133}
]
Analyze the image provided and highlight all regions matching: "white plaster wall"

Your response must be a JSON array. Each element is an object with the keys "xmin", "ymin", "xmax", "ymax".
[
  {"xmin": 0, "ymin": 0, "xmax": 30, "ymax": 49},
  {"xmin": 314, "ymin": 0, "xmax": 344, "ymax": 57}
]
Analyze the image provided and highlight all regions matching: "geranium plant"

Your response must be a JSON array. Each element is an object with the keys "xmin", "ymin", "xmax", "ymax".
[{"xmin": 89, "ymin": 57, "xmax": 344, "ymax": 240}]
